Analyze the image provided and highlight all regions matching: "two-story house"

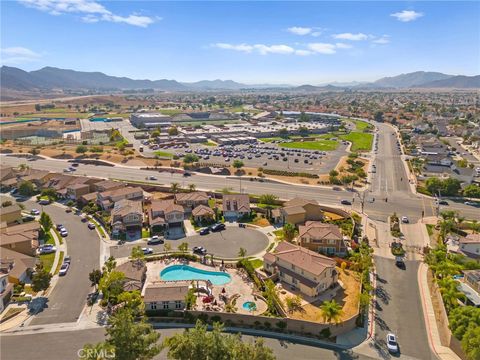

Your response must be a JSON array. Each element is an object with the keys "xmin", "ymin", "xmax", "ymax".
[
  {"xmin": 271, "ymin": 198, "xmax": 324, "ymax": 225},
  {"xmin": 111, "ymin": 200, "xmax": 143, "ymax": 237},
  {"xmin": 0, "ymin": 204, "xmax": 22, "ymax": 226},
  {"xmin": 0, "ymin": 247, "xmax": 37, "ymax": 284},
  {"xmin": 0, "ymin": 273, "xmax": 13, "ymax": 313},
  {"xmin": 298, "ymin": 221, "xmax": 347, "ymax": 256},
  {"xmin": 222, "ymin": 194, "xmax": 250, "ymax": 220},
  {"xmin": 97, "ymin": 187, "xmax": 144, "ymax": 210},
  {"xmin": 0, "ymin": 222, "xmax": 40, "ymax": 256},
  {"xmin": 149, "ymin": 199, "xmax": 184, "ymax": 236},
  {"xmin": 92, "ymin": 180, "xmax": 125, "ymax": 193},
  {"xmin": 263, "ymin": 241, "xmax": 337, "ymax": 298},
  {"xmin": 175, "ymin": 192, "xmax": 209, "ymax": 213}
]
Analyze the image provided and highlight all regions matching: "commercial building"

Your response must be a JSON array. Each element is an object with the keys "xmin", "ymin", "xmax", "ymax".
[{"xmin": 130, "ymin": 113, "xmax": 172, "ymax": 129}]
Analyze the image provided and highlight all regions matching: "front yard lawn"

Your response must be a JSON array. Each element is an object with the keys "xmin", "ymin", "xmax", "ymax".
[
  {"xmin": 340, "ymin": 132, "xmax": 373, "ymax": 152},
  {"xmin": 39, "ymin": 252, "xmax": 55, "ymax": 273},
  {"xmin": 141, "ymin": 229, "xmax": 150, "ymax": 239}
]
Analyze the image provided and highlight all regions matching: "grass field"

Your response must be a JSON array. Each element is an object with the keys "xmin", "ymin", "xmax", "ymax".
[
  {"xmin": 346, "ymin": 119, "xmax": 371, "ymax": 131},
  {"xmin": 279, "ymin": 139, "xmax": 338, "ymax": 151},
  {"xmin": 158, "ymin": 109, "xmax": 184, "ymax": 115},
  {"xmin": 40, "ymin": 252, "xmax": 55, "ymax": 273},
  {"xmin": 154, "ymin": 150, "xmax": 173, "ymax": 158},
  {"xmin": 20, "ymin": 112, "xmax": 91, "ymax": 119},
  {"xmin": 340, "ymin": 132, "xmax": 373, "ymax": 152}
]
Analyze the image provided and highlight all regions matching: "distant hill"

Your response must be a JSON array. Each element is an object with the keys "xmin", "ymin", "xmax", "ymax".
[
  {"xmin": 184, "ymin": 79, "xmax": 246, "ymax": 90},
  {"xmin": 294, "ymin": 84, "xmax": 341, "ymax": 92},
  {"xmin": 373, "ymin": 71, "xmax": 454, "ymax": 88},
  {"xmin": 416, "ymin": 75, "xmax": 480, "ymax": 89}
]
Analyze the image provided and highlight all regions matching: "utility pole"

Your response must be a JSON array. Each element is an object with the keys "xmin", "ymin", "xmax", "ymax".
[{"xmin": 355, "ymin": 190, "xmax": 367, "ymax": 214}]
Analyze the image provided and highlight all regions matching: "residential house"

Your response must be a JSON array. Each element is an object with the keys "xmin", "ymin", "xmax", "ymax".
[
  {"xmin": 175, "ymin": 192, "xmax": 209, "ymax": 213},
  {"xmin": 222, "ymin": 194, "xmax": 250, "ymax": 220},
  {"xmin": 271, "ymin": 198, "xmax": 324, "ymax": 225},
  {"xmin": 19, "ymin": 170, "xmax": 51, "ymax": 190},
  {"xmin": 0, "ymin": 247, "xmax": 37, "ymax": 284},
  {"xmin": 298, "ymin": 221, "xmax": 347, "ymax": 256},
  {"xmin": 424, "ymin": 154, "xmax": 453, "ymax": 167},
  {"xmin": 263, "ymin": 241, "xmax": 337, "ymax": 298},
  {"xmin": 458, "ymin": 234, "xmax": 480, "ymax": 259},
  {"xmin": 0, "ymin": 274, "xmax": 13, "ymax": 313},
  {"xmin": 457, "ymin": 270, "xmax": 480, "ymax": 308},
  {"xmin": 97, "ymin": 187, "xmax": 143, "ymax": 210},
  {"xmin": 0, "ymin": 204, "xmax": 22, "ymax": 226},
  {"xmin": 143, "ymin": 281, "xmax": 190, "ymax": 311},
  {"xmin": 191, "ymin": 204, "xmax": 215, "ymax": 223},
  {"xmin": 0, "ymin": 222, "xmax": 40, "ymax": 256},
  {"xmin": 78, "ymin": 192, "xmax": 98, "ymax": 206},
  {"xmin": 111, "ymin": 200, "xmax": 143, "ymax": 237},
  {"xmin": 115, "ymin": 260, "xmax": 147, "ymax": 292},
  {"xmin": 92, "ymin": 180, "xmax": 125, "ymax": 193},
  {"xmin": 149, "ymin": 200, "xmax": 184, "ymax": 235},
  {"xmin": 66, "ymin": 183, "xmax": 92, "ymax": 201}
]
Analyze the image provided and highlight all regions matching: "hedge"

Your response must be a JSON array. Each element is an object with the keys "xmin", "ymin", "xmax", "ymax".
[{"xmin": 262, "ymin": 169, "xmax": 319, "ymax": 179}]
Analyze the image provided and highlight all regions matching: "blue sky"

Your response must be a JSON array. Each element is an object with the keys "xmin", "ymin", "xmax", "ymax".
[{"xmin": 1, "ymin": 1, "xmax": 479, "ymax": 84}]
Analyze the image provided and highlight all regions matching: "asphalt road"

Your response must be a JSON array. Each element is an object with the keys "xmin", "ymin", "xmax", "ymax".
[
  {"xmin": 18, "ymin": 199, "xmax": 101, "ymax": 325},
  {"xmin": 372, "ymin": 257, "xmax": 436, "ymax": 360},
  {"xmin": 110, "ymin": 227, "xmax": 269, "ymax": 259},
  {"xmin": 0, "ymin": 327, "xmax": 377, "ymax": 360}
]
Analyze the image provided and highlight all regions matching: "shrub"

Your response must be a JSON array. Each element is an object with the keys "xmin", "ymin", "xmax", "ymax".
[
  {"xmin": 319, "ymin": 328, "xmax": 331, "ymax": 339},
  {"xmin": 276, "ymin": 321, "xmax": 287, "ymax": 330},
  {"xmin": 262, "ymin": 169, "xmax": 319, "ymax": 179}
]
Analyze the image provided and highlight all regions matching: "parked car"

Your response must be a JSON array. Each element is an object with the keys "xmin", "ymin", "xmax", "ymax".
[
  {"xmin": 65, "ymin": 208, "xmax": 72, "ymax": 213},
  {"xmin": 199, "ymin": 227, "xmax": 210, "ymax": 235},
  {"xmin": 60, "ymin": 229, "xmax": 68, "ymax": 237},
  {"xmin": 340, "ymin": 199, "xmax": 352, "ymax": 205},
  {"xmin": 401, "ymin": 216, "xmax": 409, "ymax": 223},
  {"xmin": 81, "ymin": 215, "xmax": 88, "ymax": 222},
  {"xmin": 395, "ymin": 256, "xmax": 405, "ymax": 268},
  {"xmin": 183, "ymin": 172, "xmax": 192, "ymax": 177},
  {"xmin": 210, "ymin": 223, "xmax": 226, "ymax": 232},
  {"xmin": 464, "ymin": 201, "xmax": 477, "ymax": 206},
  {"xmin": 88, "ymin": 222, "xmax": 96, "ymax": 230},
  {"xmin": 148, "ymin": 176, "xmax": 157, "ymax": 180},
  {"xmin": 39, "ymin": 245, "xmax": 56, "ymax": 254},
  {"xmin": 56, "ymin": 224, "xmax": 64, "ymax": 231},
  {"xmin": 63, "ymin": 256, "xmax": 71, "ymax": 264},
  {"xmin": 10, "ymin": 188, "xmax": 18, "ymax": 195},
  {"xmin": 71, "ymin": 163, "xmax": 79, "ymax": 167},
  {"xmin": 38, "ymin": 199, "xmax": 50, "ymax": 205},
  {"xmin": 386, "ymin": 333, "xmax": 399, "ymax": 353},
  {"xmin": 437, "ymin": 200, "xmax": 449, "ymax": 205},
  {"xmin": 142, "ymin": 247, "xmax": 153, "ymax": 255},
  {"xmin": 147, "ymin": 236, "xmax": 164, "ymax": 245},
  {"xmin": 193, "ymin": 246, "xmax": 207, "ymax": 255},
  {"xmin": 59, "ymin": 263, "xmax": 70, "ymax": 276},
  {"xmin": 31, "ymin": 209, "xmax": 40, "ymax": 215}
]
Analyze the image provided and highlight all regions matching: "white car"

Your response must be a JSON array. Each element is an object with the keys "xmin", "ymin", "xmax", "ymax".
[
  {"xmin": 386, "ymin": 333, "xmax": 399, "ymax": 353},
  {"xmin": 60, "ymin": 229, "xmax": 68, "ymax": 237},
  {"xmin": 31, "ymin": 209, "xmax": 40, "ymax": 216},
  {"xmin": 63, "ymin": 168, "xmax": 72, "ymax": 173},
  {"xmin": 59, "ymin": 263, "xmax": 69, "ymax": 276},
  {"xmin": 401, "ymin": 216, "xmax": 409, "ymax": 223},
  {"xmin": 142, "ymin": 247, "xmax": 153, "ymax": 255}
]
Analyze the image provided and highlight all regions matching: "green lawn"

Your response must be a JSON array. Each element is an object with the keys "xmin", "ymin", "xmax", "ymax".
[
  {"xmin": 201, "ymin": 140, "xmax": 217, "ymax": 147},
  {"xmin": 273, "ymin": 229, "xmax": 284, "ymax": 240},
  {"xmin": 158, "ymin": 109, "xmax": 184, "ymax": 115},
  {"xmin": 154, "ymin": 151, "xmax": 173, "ymax": 158},
  {"xmin": 346, "ymin": 119, "xmax": 371, "ymax": 131},
  {"xmin": 249, "ymin": 259, "xmax": 264, "ymax": 269},
  {"xmin": 426, "ymin": 224, "xmax": 435, "ymax": 237},
  {"xmin": 141, "ymin": 228, "xmax": 150, "ymax": 239},
  {"xmin": 279, "ymin": 139, "xmax": 338, "ymax": 151},
  {"xmin": 40, "ymin": 231, "xmax": 55, "ymax": 246},
  {"xmin": 40, "ymin": 252, "xmax": 55, "ymax": 273},
  {"xmin": 340, "ymin": 132, "xmax": 373, "ymax": 152}
]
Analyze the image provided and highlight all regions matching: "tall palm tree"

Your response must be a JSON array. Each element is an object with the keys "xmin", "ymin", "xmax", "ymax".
[
  {"xmin": 170, "ymin": 182, "xmax": 180, "ymax": 194},
  {"xmin": 320, "ymin": 300, "xmax": 343, "ymax": 324},
  {"xmin": 238, "ymin": 247, "xmax": 247, "ymax": 259},
  {"xmin": 188, "ymin": 184, "xmax": 196, "ymax": 192}
]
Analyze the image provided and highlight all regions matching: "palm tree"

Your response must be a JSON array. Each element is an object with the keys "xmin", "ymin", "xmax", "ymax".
[
  {"xmin": 470, "ymin": 220, "xmax": 480, "ymax": 234},
  {"xmin": 188, "ymin": 184, "xmax": 196, "ymax": 192},
  {"xmin": 238, "ymin": 247, "xmax": 247, "ymax": 259},
  {"xmin": 438, "ymin": 278, "xmax": 465, "ymax": 311},
  {"xmin": 18, "ymin": 164, "xmax": 30, "ymax": 171},
  {"xmin": 170, "ymin": 182, "xmax": 180, "ymax": 194},
  {"xmin": 163, "ymin": 242, "xmax": 172, "ymax": 254},
  {"xmin": 320, "ymin": 300, "xmax": 343, "ymax": 324}
]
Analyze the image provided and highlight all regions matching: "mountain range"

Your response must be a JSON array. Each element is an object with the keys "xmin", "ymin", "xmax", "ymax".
[{"xmin": 1, "ymin": 67, "xmax": 479, "ymax": 95}]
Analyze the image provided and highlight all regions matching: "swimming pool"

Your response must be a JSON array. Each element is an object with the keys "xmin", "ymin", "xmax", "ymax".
[
  {"xmin": 160, "ymin": 265, "xmax": 231, "ymax": 285},
  {"xmin": 242, "ymin": 301, "xmax": 257, "ymax": 312}
]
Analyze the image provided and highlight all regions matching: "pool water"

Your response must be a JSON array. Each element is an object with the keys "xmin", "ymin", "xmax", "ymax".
[
  {"xmin": 160, "ymin": 265, "xmax": 231, "ymax": 285},
  {"xmin": 242, "ymin": 301, "xmax": 257, "ymax": 311}
]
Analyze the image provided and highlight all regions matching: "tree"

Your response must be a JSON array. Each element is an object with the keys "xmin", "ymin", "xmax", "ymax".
[
  {"xmin": 18, "ymin": 180, "xmax": 35, "ymax": 196},
  {"xmin": 18, "ymin": 163, "xmax": 30, "ymax": 171},
  {"xmin": 298, "ymin": 126, "xmax": 309, "ymax": 137},
  {"xmin": 89, "ymin": 269, "xmax": 102, "ymax": 291},
  {"xmin": 461, "ymin": 324, "xmax": 480, "ymax": 360},
  {"xmin": 117, "ymin": 290, "xmax": 144, "ymax": 317},
  {"xmin": 131, "ymin": 246, "xmax": 146, "ymax": 262},
  {"xmin": 283, "ymin": 223, "xmax": 296, "ymax": 242},
  {"xmin": 29, "ymin": 148, "xmax": 40, "ymax": 156},
  {"xmin": 183, "ymin": 154, "xmax": 199, "ymax": 164},
  {"xmin": 259, "ymin": 194, "xmax": 278, "ymax": 219},
  {"xmin": 32, "ymin": 266, "xmax": 52, "ymax": 292},
  {"xmin": 164, "ymin": 243, "xmax": 172, "ymax": 253},
  {"xmin": 278, "ymin": 128, "xmax": 288, "ymax": 138},
  {"xmin": 448, "ymin": 306, "xmax": 480, "ymax": 341},
  {"xmin": 438, "ymin": 277, "xmax": 465, "ymax": 312},
  {"xmin": 76, "ymin": 145, "xmax": 88, "ymax": 154},
  {"xmin": 41, "ymin": 188, "xmax": 57, "ymax": 201},
  {"xmin": 374, "ymin": 111, "xmax": 384, "ymax": 122},
  {"xmin": 233, "ymin": 160, "xmax": 244, "ymax": 172},
  {"xmin": 188, "ymin": 184, "xmax": 196, "ymax": 192},
  {"xmin": 329, "ymin": 169, "xmax": 339, "ymax": 177},
  {"xmin": 103, "ymin": 256, "xmax": 117, "ymax": 274},
  {"xmin": 299, "ymin": 111, "xmax": 309, "ymax": 122},
  {"xmin": 168, "ymin": 126, "xmax": 179, "ymax": 136},
  {"xmin": 151, "ymin": 128, "xmax": 161, "ymax": 137},
  {"xmin": 99, "ymin": 270, "xmax": 125, "ymax": 306},
  {"xmin": 320, "ymin": 300, "xmax": 343, "ymax": 324},
  {"xmin": 39, "ymin": 212, "xmax": 53, "ymax": 233},
  {"xmin": 170, "ymin": 182, "xmax": 180, "ymax": 194},
  {"xmin": 463, "ymin": 184, "xmax": 480, "ymax": 198},
  {"xmin": 178, "ymin": 242, "xmax": 188, "ymax": 253},
  {"xmin": 238, "ymin": 247, "xmax": 247, "ymax": 259},
  {"xmin": 285, "ymin": 295, "xmax": 303, "ymax": 314},
  {"xmin": 2, "ymin": 200, "xmax": 13, "ymax": 207},
  {"xmin": 162, "ymin": 320, "xmax": 275, "ymax": 360}
]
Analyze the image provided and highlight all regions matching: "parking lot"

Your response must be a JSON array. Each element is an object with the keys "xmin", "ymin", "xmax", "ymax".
[{"xmin": 110, "ymin": 227, "xmax": 269, "ymax": 259}]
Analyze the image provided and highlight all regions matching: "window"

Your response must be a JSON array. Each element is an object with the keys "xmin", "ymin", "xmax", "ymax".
[
  {"xmin": 328, "ymin": 239, "xmax": 336, "ymax": 245},
  {"xmin": 163, "ymin": 301, "xmax": 169, "ymax": 309},
  {"xmin": 151, "ymin": 302, "xmax": 157, "ymax": 310},
  {"xmin": 279, "ymin": 271, "xmax": 284, "ymax": 277},
  {"xmin": 175, "ymin": 301, "xmax": 182, "ymax": 309}
]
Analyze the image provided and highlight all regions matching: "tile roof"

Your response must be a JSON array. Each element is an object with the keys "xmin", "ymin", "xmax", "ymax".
[
  {"xmin": 298, "ymin": 222, "xmax": 343, "ymax": 240},
  {"xmin": 100, "ymin": 186, "xmax": 143, "ymax": 199},
  {"xmin": 115, "ymin": 261, "xmax": 146, "ymax": 282},
  {"xmin": 0, "ymin": 204, "xmax": 21, "ymax": 215},
  {"xmin": 112, "ymin": 199, "xmax": 143, "ymax": 217},
  {"xmin": 0, "ymin": 247, "xmax": 37, "ymax": 279},
  {"xmin": 151, "ymin": 199, "xmax": 183, "ymax": 215},
  {"xmin": 175, "ymin": 192, "xmax": 209, "ymax": 202},
  {"xmin": 192, "ymin": 204, "xmax": 214, "ymax": 217},
  {"xmin": 222, "ymin": 194, "xmax": 250, "ymax": 212},
  {"xmin": 460, "ymin": 234, "xmax": 480, "ymax": 244},
  {"xmin": 143, "ymin": 281, "xmax": 190, "ymax": 302}
]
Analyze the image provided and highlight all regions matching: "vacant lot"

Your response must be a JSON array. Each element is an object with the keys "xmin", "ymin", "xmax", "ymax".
[
  {"xmin": 279, "ymin": 139, "xmax": 338, "ymax": 151},
  {"xmin": 340, "ymin": 132, "xmax": 373, "ymax": 152}
]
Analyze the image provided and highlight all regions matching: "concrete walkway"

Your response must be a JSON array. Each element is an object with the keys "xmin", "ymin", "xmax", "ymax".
[{"xmin": 183, "ymin": 219, "xmax": 197, "ymax": 237}]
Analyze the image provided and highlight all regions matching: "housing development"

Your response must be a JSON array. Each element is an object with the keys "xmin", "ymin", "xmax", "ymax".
[{"xmin": 0, "ymin": 2, "xmax": 479, "ymax": 360}]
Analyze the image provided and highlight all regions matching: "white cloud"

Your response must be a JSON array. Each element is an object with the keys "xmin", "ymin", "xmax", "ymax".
[
  {"xmin": 311, "ymin": 31, "xmax": 322, "ymax": 37},
  {"xmin": 18, "ymin": 0, "xmax": 157, "ymax": 27},
  {"xmin": 294, "ymin": 49, "xmax": 313, "ymax": 56},
  {"xmin": 372, "ymin": 36, "xmax": 390, "ymax": 44},
  {"xmin": 213, "ymin": 43, "xmax": 254, "ymax": 53},
  {"xmin": 1, "ymin": 46, "xmax": 42, "ymax": 64},
  {"xmin": 287, "ymin": 27, "xmax": 312, "ymax": 36},
  {"xmin": 254, "ymin": 44, "xmax": 295, "ymax": 55},
  {"xmin": 335, "ymin": 42, "xmax": 352, "ymax": 49},
  {"xmin": 333, "ymin": 33, "xmax": 369, "ymax": 41},
  {"xmin": 390, "ymin": 10, "xmax": 423, "ymax": 22},
  {"xmin": 307, "ymin": 43, "xmax": 337, "ymax": 54}
]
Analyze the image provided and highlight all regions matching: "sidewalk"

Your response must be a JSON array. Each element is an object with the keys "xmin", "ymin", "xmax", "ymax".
[{"xmin": 418, "ymin": 262, "xmax": 460, "ymax": 360}]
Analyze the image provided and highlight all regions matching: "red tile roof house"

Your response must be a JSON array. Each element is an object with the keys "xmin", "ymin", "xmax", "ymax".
[
  {"xmin": 175, "ymin": 192, "xmax": 209, "ymax": 214},
  {"xmin": 191, "ymin": 204, "xmax": 215, "ymax": 224},
  {"xmin": 97, "ymin": 187, "xmax": 144, "ymax": 210},
  {"xmin": 298, "ymin": 221, "xmax": 347, "ymax": 257},
  {"xmin": 149, "ymin": 199, "xmax": 185, "ymax": 237},
  {"xmin": 111, "ymin": 200, "xmax": 144, "ymax": 239},
  {"xmin": 222, "ymin": 194, "xmax": 250, "ymax": 221},
  {"xmin": 263, "ymin": 242, "xmax": 338, "ymax": 298}
]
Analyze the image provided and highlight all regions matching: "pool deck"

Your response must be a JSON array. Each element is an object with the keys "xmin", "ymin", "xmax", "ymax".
[{"xmin": 145, "ymin": 259, "xmax": 267, "ymax": 315}]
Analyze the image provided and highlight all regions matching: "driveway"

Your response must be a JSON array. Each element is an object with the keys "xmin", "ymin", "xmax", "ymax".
[
  {"xmin": 19, "ymin": 199, "xmax": 101, "ymax": 325},
  {"xmin": 110, "ymin": 227, "xmax": 269, "ymax": 259}
]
